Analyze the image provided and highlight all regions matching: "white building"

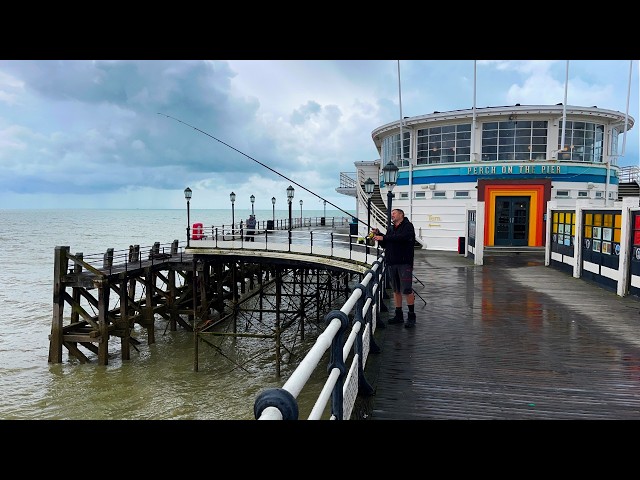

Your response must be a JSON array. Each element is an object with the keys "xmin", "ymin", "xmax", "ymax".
[{"xmin": 342, "ymin": 104, "xmax": 635, "ymax": 259}]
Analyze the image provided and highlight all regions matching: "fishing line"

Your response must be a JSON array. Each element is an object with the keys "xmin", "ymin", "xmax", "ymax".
[{"xmin": 158, "ymin": 113, "xmax": 369, "ymax": 226}]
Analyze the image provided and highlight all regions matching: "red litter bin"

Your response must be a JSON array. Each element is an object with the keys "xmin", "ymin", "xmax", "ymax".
[{"xmin": 192, "ymin": 222, "xmax": 204, "ymax": 240}]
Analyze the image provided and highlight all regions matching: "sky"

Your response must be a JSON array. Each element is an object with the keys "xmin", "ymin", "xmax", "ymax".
[{"xmin": 0, "ymin": 59, "xmax": 637, "ymax": 212}]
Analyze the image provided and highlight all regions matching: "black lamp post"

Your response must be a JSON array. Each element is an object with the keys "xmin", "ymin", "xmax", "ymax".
[
  {"xmin": 287, "ymin": 185, "xmax": 294, "ymax": 244},
  {"xmin": 271, "ymin": 196, "xmax": 276, "ymax": 226},
  {"xmin": 230, "ymin": 191, "xmax": 236, "ymax": 239},
  {"xmin": 184, "ymin": 187, "xmax": 192, "ymax": 247},
  {"xmin": 364, "ymin": 177, "xmax": 375, "ymax": 252},
  {"xmin": 382, "ymin": 161, "xmax": 398, "ymax": 231},
  {"xmin": 299, "ymin": 199, "xmax": 303, "ymax": 226},
  {"xmin": 250, "ymin": 194, "xmax": 255, "ymax": 215}
]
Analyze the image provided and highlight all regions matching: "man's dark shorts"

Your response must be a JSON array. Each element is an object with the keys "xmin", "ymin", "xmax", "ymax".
[{"xmin": 387, "ymin": 264, "xmax": 413, "ymax": 295}]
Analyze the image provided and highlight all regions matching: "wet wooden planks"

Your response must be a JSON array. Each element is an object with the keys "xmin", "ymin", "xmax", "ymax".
[{"xmin": 362, "ymin": 251, "xmax": 640, "ymax": 420}]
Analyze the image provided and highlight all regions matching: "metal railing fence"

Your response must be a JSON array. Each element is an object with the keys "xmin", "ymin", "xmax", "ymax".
[{"xmin": 254, "ymin": 253, "xmax": 386, "ymax": 420}]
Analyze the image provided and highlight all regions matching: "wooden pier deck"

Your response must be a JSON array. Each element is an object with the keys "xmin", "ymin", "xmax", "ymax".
[{"xmin": 358, "ymin": 249, "xmax": 640, "ymax": 420}]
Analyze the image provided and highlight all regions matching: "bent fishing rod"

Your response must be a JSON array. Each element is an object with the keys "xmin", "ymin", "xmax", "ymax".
[{"xmin": 158, "ymin": 112, "xmax": 372, "ymax": 228}]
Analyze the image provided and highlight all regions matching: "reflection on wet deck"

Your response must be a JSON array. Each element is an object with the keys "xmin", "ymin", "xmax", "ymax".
[{"xmin": 362, "ymin": 250, "xmax": 640, "ymax": 420}]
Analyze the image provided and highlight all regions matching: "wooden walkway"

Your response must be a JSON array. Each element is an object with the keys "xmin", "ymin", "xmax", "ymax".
[{"xmin": 357, "ymin": 249, "xmax": 640, "ymax": 420}]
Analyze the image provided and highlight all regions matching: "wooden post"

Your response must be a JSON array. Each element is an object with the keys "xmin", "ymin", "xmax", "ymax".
[
  {"xmin": 97, "ymin": 279, "xmax": 110, "ymax": 365},
  {"xmin": 49, "ymin": 246, "xmax": 69, "ymax": 363}
]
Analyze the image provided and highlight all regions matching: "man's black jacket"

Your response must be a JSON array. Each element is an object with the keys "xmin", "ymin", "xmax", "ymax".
[{"xmin": 378, "ymin": 217, "xmax": 415, "ymax": 266}]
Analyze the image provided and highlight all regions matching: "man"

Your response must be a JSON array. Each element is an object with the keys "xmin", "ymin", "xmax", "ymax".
[
  {"xmin": 246, "ymin": 214, "xmax": 257, "ymax": 242},
  {"xmin": 372, "ymin": 208, "xmax": 416, "ymax": 328}
]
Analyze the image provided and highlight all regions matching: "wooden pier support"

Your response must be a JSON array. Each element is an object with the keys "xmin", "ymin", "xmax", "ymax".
[{"xmin": 49, "ymin": 243, "xmax": 362, "ymax": 373}]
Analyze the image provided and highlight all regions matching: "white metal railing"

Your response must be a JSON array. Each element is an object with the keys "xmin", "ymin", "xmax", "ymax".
[
  {"xmin": 254, "ymin": 254, "xmax": 386, "ymax": 420},
  {"xmin": 619, "ymin": 165, "xmax": 640, "ymax": 184},
  {"xmin": 355, "ymin": 177, "xmax": 387, "ymax": 234},
  {"xmin": 339, "ymin": 172, "xmax": 357, "ymax": 189},
  {"xmin": 187, "ymin": 226, "xmax": 383, "ymax": 265}
]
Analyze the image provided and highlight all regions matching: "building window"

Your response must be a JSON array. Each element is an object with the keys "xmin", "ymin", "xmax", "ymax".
[
  {"xmin": 584, "ymin": 211, "xmax": 621, "ymax": 255},
  {"xmin": 557, "ymin": 121, "xmax": 604, "ymax": 163},
  {"xmin": 578, "ymin": 191, "xmax": 589, "ymax": 197},
  {"xmin": 595, "ymin": 191, "xmax": 604, "ymax": 198},
  {"xmin": 454, "ymin": 191, "xmax": 469, "ymax": 198},
  {"xmin": 381, "ymin": 131, "xmax": 411, "ymax": 167},
  {"xmin": 416, "ymin": 123, "xmax": 471, "ymax": 165},
  {"xmin": 399, "ymin": 192, "xmax": 409, "ymax": 199},
  {"xmin": 481, "ymin": 120, "xmax": 548, "ymax": 161},
  {"xmin": 555, "ymin": 190, "xmax": 570, "ymax": 198},
  {"xmin": 610, "ymin": 126, "xmax": 619, "ymax": 157},
  {"xmin": 415, "ymin": 191, "xmax": 426, "ymax": 199},
  {"xmin": 433, "ymin": 191, "xmax": 446, "ymax": 198},
  {"xmin": 551, "ymin": 210, "xmax": 575, "ymax": 247}
]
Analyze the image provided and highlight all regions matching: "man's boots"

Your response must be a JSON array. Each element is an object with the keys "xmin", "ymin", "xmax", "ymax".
[
  {"xmin": 404, "ymin": 312, "xmax": 416, "ymax": 328},
  {"xmin": 388, "ymin": 309, "xmax": 404, "ymax": 324}
]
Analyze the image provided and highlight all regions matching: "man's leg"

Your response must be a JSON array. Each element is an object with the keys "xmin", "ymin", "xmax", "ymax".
[
  {"xmin": 400, "ymin": 266, "xmax": 416, "ymax": 328},
  {"xmin": 389, "ymin": 291, "xmax": 404, "ymax": 324}
]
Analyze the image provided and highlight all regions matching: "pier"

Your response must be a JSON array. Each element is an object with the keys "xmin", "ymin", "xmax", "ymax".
[{"xmin": 48, "ymin": 218, "xmax": 368, "ymax": 376}]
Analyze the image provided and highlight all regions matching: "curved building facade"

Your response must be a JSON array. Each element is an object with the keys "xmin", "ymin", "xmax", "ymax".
[{"xmin": 356, "ymin": 104, "xmax": 634, "ymax": 254}]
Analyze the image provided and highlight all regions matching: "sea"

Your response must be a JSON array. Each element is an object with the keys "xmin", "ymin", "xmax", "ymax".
[{"xmin": 0, "ymin": 208, "xmax": 354, "ymax": 420}]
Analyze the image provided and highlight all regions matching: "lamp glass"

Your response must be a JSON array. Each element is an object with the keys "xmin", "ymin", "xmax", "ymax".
[
  {"xmin": 184, "ymin": 187, "xmax": 192, "ymax": 200},
  {"xmin": 230, "ymin": 191, "xmax": 236, "ymax": 203},
  {"xmin": 383, "ymin": 161, "xmax": 399, "ymax": 187},
  {"xmin": 364, "ymin": 177, "xmax": 374, "ymax": 196},
  {"xmin": 271, "ymin": 196, "xmax": 276, "ymax": 205},
  {"xmin": 287, "ymin": 185, "xmax": 295, "ymax": 200}
]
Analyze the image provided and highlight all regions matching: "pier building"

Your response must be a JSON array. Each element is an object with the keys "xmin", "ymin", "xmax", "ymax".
[{"xmin": 345, "ymin": 104, "xmax": 636, "ymax": 259}]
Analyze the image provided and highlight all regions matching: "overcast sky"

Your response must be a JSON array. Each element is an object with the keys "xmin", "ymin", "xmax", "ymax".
[{"xmin": 1, "ymin": 59, "xmax": 637, "ymax": 211}]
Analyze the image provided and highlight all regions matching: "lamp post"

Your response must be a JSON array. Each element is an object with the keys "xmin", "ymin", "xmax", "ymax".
[
  {"xmin": 287, "ymin": 185, "xmax": 294, "ymax": 244},
  {"xmin": 230, "ymin": 191, "xmax": 236, "ymax": 239},
  {"xmin": 299, "ymin": 199, "xmax": 303, "ymax": 226},
  {"xmin": 271, "ymin": 196, "xmax": 276, "ymax": 226},
  {"xmin": 184, "ymin": 187, "xmax": 192, "ymax": 247},
  {"xmin": 382, "ymin": 161, "xmax": 398, "ymax": 231},
  {"xmin": 250, "ymin": 194, "xmax": 255, "ymax": 215},
  {"xmin": 364, "ymin": 177, "xmax": 375, "ymax": 253}
]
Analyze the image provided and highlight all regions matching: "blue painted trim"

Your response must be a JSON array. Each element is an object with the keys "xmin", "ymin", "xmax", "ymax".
[{"xmin": 380, "ymin": 164, "xmax": 618, "ymax": 186}]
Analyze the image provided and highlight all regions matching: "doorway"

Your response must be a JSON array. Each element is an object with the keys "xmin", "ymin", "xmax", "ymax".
[{"xmin": 494, "ymin": 196, "xmax": 530, "ymax": 246}]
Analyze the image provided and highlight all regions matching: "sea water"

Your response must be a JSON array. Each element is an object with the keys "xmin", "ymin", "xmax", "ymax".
[{"xmin": 0, "ymin": 208, "xmax": 352, "ymax": 420}]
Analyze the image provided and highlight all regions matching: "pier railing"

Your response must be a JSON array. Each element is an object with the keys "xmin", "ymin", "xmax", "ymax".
[
  {"xmin": 253, "ymin": 253, "xmax": 386, "ymax": 420},
  {"xmin": 187, "ymin": 225, "xmax": 381, "ymax": 266}
]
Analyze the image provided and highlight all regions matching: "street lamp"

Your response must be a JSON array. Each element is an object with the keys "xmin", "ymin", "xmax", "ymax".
[
  {"xmin": 299, "ymin": 199, "xmax": 303, "ymax": 226},
  {"xmin": 287, "ymin": 185, "xmax": 294, "ymax": 243},
  {"xmin": 382, "ymin": 161, "xmax": 399, "ymax": 231},
  {"xmin": 230, "ymin": 191, "xmax": 236, "ymax": 239},
  {"xmin": 250, "ymin": 194, "xmax": 255, "ymax": 215},
  {"xmin": 364, "ymin": 177, "xmax": 375, "ymax": 252},
  {"xmin": 271, "ymin": 196, "xmax": 276, "ymax": 226},
  {"xmin": 184, "ymin": 187, "xmax": 192, "ymax": 247}
]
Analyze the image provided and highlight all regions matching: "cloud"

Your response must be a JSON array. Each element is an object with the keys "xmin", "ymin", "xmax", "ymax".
[{"xmin": 0, "ymin": 59, "xmax": 636, "ymax": 210}]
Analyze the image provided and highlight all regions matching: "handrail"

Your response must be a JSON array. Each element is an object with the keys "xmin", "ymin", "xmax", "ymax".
[
  {"xmin": 355, "ymin": 178, "xmax": 388, "ymax": 234},
  {"xmin": 188, "ymin": 226, "xmax": 383, "ymax": 266},
  {"xmin": 64, "ymin": 240, "xmax": 185, "ymax": 276},
  {"xmin": 619, "ymin": 165, "xmax": 640, "ymax": 184},
  {"xmin": 254, "ymin": 253, "xmax": 387, "ymax": 420}
]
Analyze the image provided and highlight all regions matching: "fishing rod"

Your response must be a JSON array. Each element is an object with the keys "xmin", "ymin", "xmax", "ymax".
[{"xmin": 158, "ymin": 113, "xmax": 371, "ymax": 227}]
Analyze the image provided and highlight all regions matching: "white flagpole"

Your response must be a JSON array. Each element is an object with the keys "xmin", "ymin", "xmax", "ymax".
[
  {"xmin": 471, "ymin": 60, "xmax": 477, "ymax": 161},
  {"xmin": 560, "ymin": 60, "xmax": 569, "ymax": 152}
]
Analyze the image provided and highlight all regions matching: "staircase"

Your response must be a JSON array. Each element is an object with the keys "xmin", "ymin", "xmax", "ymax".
[
  {"xmin": 370, "ymin": 185, "xmax": 387, "ymax": 214},
  {"xmin": 618, "ymin": 182, "xmax": 640, "ymax": 201}
]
